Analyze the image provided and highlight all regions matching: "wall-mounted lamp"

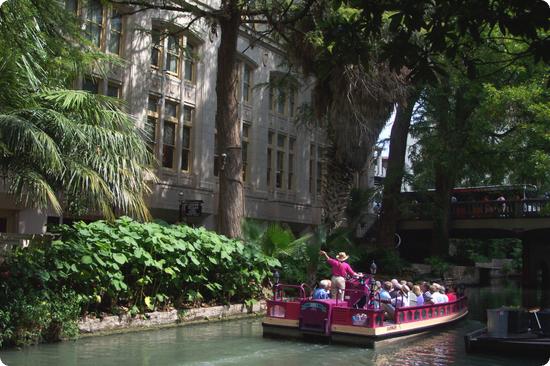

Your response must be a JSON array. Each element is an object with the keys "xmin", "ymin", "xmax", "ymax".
[{"xmin": 220, "ymin": 153, "xmax": 227, "ymax": 171}]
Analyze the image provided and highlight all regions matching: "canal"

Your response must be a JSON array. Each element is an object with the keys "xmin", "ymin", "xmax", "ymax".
[{"xmin": 1, "ymin": 282, "xmax": 546, "ymax": 366}]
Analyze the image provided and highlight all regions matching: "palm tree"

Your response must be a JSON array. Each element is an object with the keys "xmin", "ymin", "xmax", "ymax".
[
  {"xmin": 285, "ymin": 6, "xmax": 409, "ymax": 232},
  {"xmin": 0, "ymin": 0, "xmax": 156, "ymax": 221},
  {"xmin": 320, "ymin": 63, "xmax": 407, "ymax": 231}
]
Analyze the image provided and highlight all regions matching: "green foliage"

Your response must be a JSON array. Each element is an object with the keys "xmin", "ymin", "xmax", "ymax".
[
  {"xmin": 366, "ymin": 246, "xmax": 409, "ymax": 276},
  {"xmin": 0, "ymin": 288, "xmax": 81, "ymax": 348},
  {"xmin": 453, "ymin": 238, "xmax": 523, "ymax": 271},
  {"xmin": 0, "ymin": 0, "xmax": 155, "ymax": 220},
  {"xmin": 0, "ymin": 218, "xmax": 279, "ymax": 348},
  {"xmin": 345, "ymin": 187, "xmax": 377, "ymax": 227},
  {"xmin": 242, "ymin": 219, "xmax": 311, "ymax": 258},
  {"xmin": 241, "ymin": 219, "xmax": 313, "ymax": 284},
  {"xmin": 425, "ymin": 256, "xmax": 450, "ymax": 280}
]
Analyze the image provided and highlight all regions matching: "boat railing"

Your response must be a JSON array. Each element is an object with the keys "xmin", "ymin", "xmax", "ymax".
[
  {"xmin": 267, "ymin": 284, "xmax": 309, "ymax": 320},
  {"xmin": 394, "ymin": 296, "xmax": 468, "ymax": 324},
  {"xmin": 332, "ymin": 307, "xmax": 385, "ymax": 328},
  {"xmin": 271, "ymin": 283, "xmax": 308, "ymax": 301},
  {"xmin": 330, "ymin": 296, "xmax": 467, "ymax": 328},
  {"xmin": 337, "ymin": 288, "xmax": 367, "ymax": 306}
]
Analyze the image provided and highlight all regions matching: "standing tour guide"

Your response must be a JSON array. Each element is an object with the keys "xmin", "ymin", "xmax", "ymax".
[{"xmin": 319, "ymin": 250, "xmax": 362, "ymax": 300}]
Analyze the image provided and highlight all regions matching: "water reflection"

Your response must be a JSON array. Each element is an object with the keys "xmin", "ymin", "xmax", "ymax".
[{"xmin": 1, "ymin": 283, "xmax": 548, "ymax": 366}]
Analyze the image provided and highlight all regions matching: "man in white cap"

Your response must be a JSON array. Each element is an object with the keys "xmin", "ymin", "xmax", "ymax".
[{"xmin": 320, "ymin": 250, "xmax": 362, "ymax": 300}]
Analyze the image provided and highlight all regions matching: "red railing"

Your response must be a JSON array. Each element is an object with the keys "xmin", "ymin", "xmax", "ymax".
[
  {"xmin": 394, "ymin": 297, "xmax": 467, "ymax": 324},
  {"xmin": 272, "ymin": 283, "xmax": 308, "ymax": 301},
  {"xmin": 266, "ymin": 283, "xmax": 309, "ymax": 320},
  {"xmin": 331, "ymin": 307, "xmax": 385, "ymax": 328},
  {"xmin": 451, "ymin": 199, "xmax": 550, "ymax": 219},
  {"xmin": 331, "ymin": 296, "xmax": 467, "ymax": 328}
]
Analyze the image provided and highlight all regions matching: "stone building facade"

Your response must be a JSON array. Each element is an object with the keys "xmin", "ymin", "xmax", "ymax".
[{"xmin": 0, "ymin": 1, "xmax": 329, "ymax": 234}]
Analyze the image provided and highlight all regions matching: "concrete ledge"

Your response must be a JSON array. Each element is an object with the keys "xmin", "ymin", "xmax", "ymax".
[{"xmin": 78, "ymin": 301, "xmax": 266, "ymax": 337}]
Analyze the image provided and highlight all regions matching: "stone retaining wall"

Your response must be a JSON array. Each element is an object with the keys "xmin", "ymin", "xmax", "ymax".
[
  {"xmin": 411, "ymin": 263, "xmax": 480, "ymax": 285},
  {"xmin": 78, "ymin": 301, "xmax": 266, "ymax": 336}
]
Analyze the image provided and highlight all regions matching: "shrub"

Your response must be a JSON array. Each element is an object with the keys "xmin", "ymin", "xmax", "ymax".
[
  {"xmin": 425, "ymin": 256, "xmax": 450, "ymax": 280},
  {"xmin": 5, "ymin": 217, "xmax": 278, "ymax": 316},
  {"xmin": 0, "ymin": 288, "xmax": 81, "ymax": 348}
]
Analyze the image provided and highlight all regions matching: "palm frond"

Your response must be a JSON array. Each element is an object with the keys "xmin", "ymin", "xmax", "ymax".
[
  {"xmin": 9, "ymin": 169, "xmax": 62, "ymax": 213},
  {"xmin": 0, "ymin": 113, "xmax": 64, "ymax": 174}
]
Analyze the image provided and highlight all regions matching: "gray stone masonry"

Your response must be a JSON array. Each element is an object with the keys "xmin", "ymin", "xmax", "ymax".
[{"xmin": 78, "ymin": 301, "xmax": 265, "ymax": 336}]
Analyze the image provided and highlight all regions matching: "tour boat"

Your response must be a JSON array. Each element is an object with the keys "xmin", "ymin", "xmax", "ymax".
[{"xmin": 262, "ymin": 278, "xmax": 468, "ymax": 347}]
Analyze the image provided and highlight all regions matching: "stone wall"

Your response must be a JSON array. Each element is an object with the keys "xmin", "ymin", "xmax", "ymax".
[
  {"xmin": 411, "ymin": 263, "xmax": 480, "ymax": 285},
  {"xmin": 78, "ymin": 301, "xmax": 266, "ymax": 336}
]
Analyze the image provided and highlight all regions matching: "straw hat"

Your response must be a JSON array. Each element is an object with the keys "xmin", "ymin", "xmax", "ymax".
[{"xmin": 336, "ymin": 252, "xmax": 349, "ymax": 261}]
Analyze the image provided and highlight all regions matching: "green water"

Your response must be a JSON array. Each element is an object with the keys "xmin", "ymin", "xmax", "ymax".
[{"xmin": 1, "ymin": 283, "xmax": 548, "ymax": 366}]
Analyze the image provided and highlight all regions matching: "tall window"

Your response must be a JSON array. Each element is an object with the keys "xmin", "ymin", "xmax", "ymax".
[
  {"xmin": 84, "ymin": 0, "xmax": 102, "ymax": 47},
  {"xmin": 184, "ymin": 43, "xmax": 195, "ymax": 83},
  {"xmin": 268, "ymin": 75, "xmax": 298, "ymax": 117},
  {"xmin": 242, "ymin": 65, "xmax": 252, "ymax": 103},
  {"xmin": 288, "ymin": 137, "xmax": 295, "ymax": 191},
  {"xmin": 242, "ymin": 124, "xmax": 250, "ymax": 182},
  {"xmin": 166, "ymin": 34, "xmax": 181, "ymax": 75},
  {"xmin": 289, "ymin": 89, "xmax": 296, "ymax": 117},
  {"xmin": 276, "ymin": 134, "xmax": 286, "ymax": 189},
  {"xmin": 81, "ymin": 1, "xmax": 122, "ymax": 55},
  {"xmin": 151, "ymin": 29, "xmax": 196, "ymax": 82},
  {"xmin": 146, "ymin": 95, "xmax": 160, "ymax": 154},
  {"xmin": 269, "ymin": 87, "xmax": 275, "ymax": 112},
  {"xmin": 276, "ymin": 89, "xmax": 286, "ymax": 115},
  {"xmin": 181, "ymin": 106, "xmax": 193, "ymax": 171},
  {"xmin": 83, "ymin": 77, "xmax": 99, "ymax": 94},
  {"xmin": 267, "ymin": 131, "xmax": 274, "ymax": 187},
  {"xmin": 309, "ymin": 144, "xmax": 314, "ymax": 193},
  {"xmin": 65, "ymin": 0, "xmax": 77, "ymax": 13},
  {"xmin": 108, "ymin": 11, "xmax": 122, "ymax": 54},
  {"xmin": 162, "ymin": 101, "xmax": 178, "ymax": 168},
  {"xmin": 83, "ymin": 77, "xmax": 121, "ymax": 98},
  {"xmin": 151, "ymin": 28, "xmax": 162, "ymax": 69},
  {"xmin": 316, "ymin": 146, "xmax": 324, "ymax": 195},
  {"xmin": 107, "ymin": 83, "xmax": 120, "ymax": 98}
]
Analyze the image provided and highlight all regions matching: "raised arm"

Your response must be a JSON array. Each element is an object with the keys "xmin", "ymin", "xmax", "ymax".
[{"xmin": 319, "ymin": 250, "xmax": 329, "ymax": 260}]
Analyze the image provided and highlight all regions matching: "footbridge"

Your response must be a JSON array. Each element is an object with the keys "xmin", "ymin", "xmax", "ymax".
[{"xmin": 397, "ymin": 198, "xmax": 550, "ymax": 307}]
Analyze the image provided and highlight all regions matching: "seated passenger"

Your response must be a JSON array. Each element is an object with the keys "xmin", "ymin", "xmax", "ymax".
[
  {"xmin": 439, "ymin": 285, "xmax": 449, "ymax": 302},
  {"xmin": 399, "ymin": 284, "xmax": 411, "ymax": 307},
  {"xmin": 368, "ymin": 282, "xmax": 382, "ymax": 308},
  {"xmin": 391, "ymin": 282, "xmax": 410, "ymax": 307},
  {"xmin": 421, "ymin": 282, "xmax": 432, "ymax": 303},
  {"xmin": 412, "ymin": 285, "xmax": 423, "ymax": 306},
  {"xmin": 446, "ymin": 285, "xmax": 457, "ymax": 302},
  {"xmin": 312, "ymin": 279, "xmax": 331, "ymax": 299},
  {"xmin": 390, "ymin": 279, "xmax": 401, "ymax": 298},
  {"xmin": 380, "ymin": 281, "xmax": 395, "ymax": 320},
  {"xmin": 429, "ymin": 284, "xmax": 445, "ymax": 304}
]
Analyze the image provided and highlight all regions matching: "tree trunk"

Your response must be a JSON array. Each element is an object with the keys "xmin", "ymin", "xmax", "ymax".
[
  {"xmin": 216, "ymin": 2, "xmax": 243, "ymax": 238},
  {"xmin": 378, "ymin": 91, "xmax": 419, "ymax": 247},
  {"xmin": 430, "ymin": 86, "xmax": 470, "ymax": 256},
  {"xmin": 322, "ymin": 144, "xmax": 354, "ymax": 232},
  {"xmin": 431, "ymin": 163, "xmax": 453, "ymax": 256}
]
